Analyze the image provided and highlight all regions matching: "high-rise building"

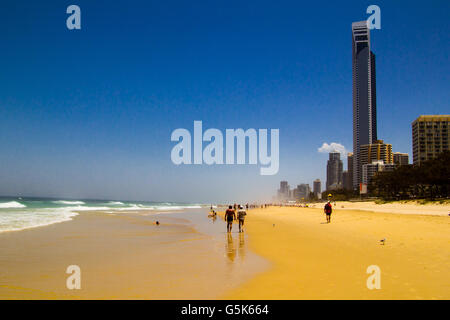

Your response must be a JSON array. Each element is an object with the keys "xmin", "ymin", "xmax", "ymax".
[
  {"xmin": 412, "ymin": 115, "xmax": 450, "ymax": 165},
  {"xmin": 362, "ymin": 160, "xmax": 396, "ymax": 185},
  {"xmin": 278, "ymin": 181, "xmax": 290, "ymax": 200},
  {"xmin": 342, "ymin": 171, "xmax": 350, "ymax": 190},
  {"xmin": 326, "ymin": 152, "xmax": 343, "ymax": 190},
  {"xmin": 347, "ymin": 152, "xmax": 354, "ymax": 190},
  {"xmin": 352, "ymin": 21, "xmax": 377, "ymax": 189},
  {"xmin": 360, "ymin": 140, "xmax": 393, "ymax": 168},
  {"xmin": 393, "ymin": 152, "xmax": 409, "ymax": 166},
  {"xmin": 313, "ymin": 179, "xmax": 321, "ymax": 197}
]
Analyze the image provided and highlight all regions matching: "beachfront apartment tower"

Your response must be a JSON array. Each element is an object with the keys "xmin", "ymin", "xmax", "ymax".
[
  {"xmin": 352, "ymin": 21, "xmax": 377, "ymax": 189},
  {"xmin": 359, "ymin": 140, "xmax": 393, "ymax": 168},
  {"xmin": 393, "ymin": 152, "xmax": 409, "ymax": 166},
  {"xmin": 362, "ymin": 160, "xmax": 396, "ymax": 185},
  {"xmin": 412, "ymin": 115, "xmax": 450, "ymax": 165},
  {"xmin": 326, "ymin": 152, "xmax": 343, "ymax": 190}
]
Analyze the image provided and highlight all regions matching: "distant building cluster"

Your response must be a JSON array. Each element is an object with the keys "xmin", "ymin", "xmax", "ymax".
[
  {"xmin": 277, "ymin": 181, "xmax": 313, "ymax": 202},
  {"xmin": 274, "ymin": 21, "xmax": 448, "ymax": 200},
  {"xmin": 342, "ymin": 21, "xmax": 447, "ymax": 194}
]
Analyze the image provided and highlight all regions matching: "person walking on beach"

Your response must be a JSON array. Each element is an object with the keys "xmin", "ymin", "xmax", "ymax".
[
  {"xmin": 324, "ymin": 201, "xmax": 332, "ymax": 223},
  {"xmin": 237, "ymin": 205, "xmax": 247, "ymax": 233},
  {"xmin": 225, "ymin": 205, "xmax": 236, "ymax": 233}
]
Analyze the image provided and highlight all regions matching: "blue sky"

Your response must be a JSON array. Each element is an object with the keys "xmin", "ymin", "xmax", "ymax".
[{"xmin": 0, "ymin": 0, "xmax": 449, "ymax": 202}]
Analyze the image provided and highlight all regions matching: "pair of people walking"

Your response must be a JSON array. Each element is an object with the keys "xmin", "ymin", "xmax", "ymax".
[{"xmin": 224, "ymin": 205, "xmax": 246, "ymax": 233}]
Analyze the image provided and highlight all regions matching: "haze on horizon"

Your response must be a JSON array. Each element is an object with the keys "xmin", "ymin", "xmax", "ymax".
[{"xmin": 0, "ymin": 1, "xmax": 448, "ymax": 203}]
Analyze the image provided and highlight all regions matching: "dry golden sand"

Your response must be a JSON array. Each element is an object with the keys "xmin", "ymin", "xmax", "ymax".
[
  {"xmin": 334, "ymin": 201, "xmax": 450, "ymax": 216},
  {"xmin": 224, "ymin": 206, "xmax": 450, "ymax": 299}
]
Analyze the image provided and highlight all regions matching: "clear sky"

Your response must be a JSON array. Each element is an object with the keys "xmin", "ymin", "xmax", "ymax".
[{"xmin": 0, "ymin": 0, "xmax": 448, "ymax": 203}]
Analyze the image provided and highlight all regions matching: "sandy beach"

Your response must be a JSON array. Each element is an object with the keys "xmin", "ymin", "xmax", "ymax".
[
  {"xmin": 1, "ymin": 202, "xmax": 449, "ymax": 300},
  {"xmin": 330, "ymin": 201, "xmax": 450, "ymax": 216},
  {"xmin": 224, "ymin": 204, "xmax": 450, "ymax": 299}
]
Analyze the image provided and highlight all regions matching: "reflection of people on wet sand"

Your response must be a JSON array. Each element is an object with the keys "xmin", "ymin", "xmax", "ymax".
[
  {"xmin": 225, "ymin": 232, "xmax": 246, "ymax": 263},
  {"xmin": 238, "ymin": 232, "xmax": 245, "ymax": 260},
  {"xmin": 225, "ymin": 206, "xmax": 236, "ymax": 233},
  {"xmin": 237, "ymin": 205, "xmax": 247, "ymax": 233},
  {"xmin": 226, "ymin": 233, "xmax": 236, "ymax": 262}
]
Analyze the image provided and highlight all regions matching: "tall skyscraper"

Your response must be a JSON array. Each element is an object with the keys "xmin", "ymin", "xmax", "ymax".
[
  {"xmin": 352, "ymin": 21, "xmax": 377, "ymax": 189},
  {"xmin": 412, "ymin": 115, "xmax": 450, "ymax": 165},
  {"xmin": 326, "ymin": 152, "xmax": 343, "ymax": 190}
]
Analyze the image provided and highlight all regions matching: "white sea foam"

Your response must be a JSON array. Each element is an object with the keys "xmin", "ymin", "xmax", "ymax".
[
  {"xmin": 0, "ymin": 201, "xmax": 26, "ymax": 208},
  {"xmin": 0, "ymin": 200, "xmax": 203, "ymax": 233},
  {"xmin": 108, "ymin": 201, "xmax": 124, "ymax": 205},
  {"xmin": 52, "ymin": 200, "xmax": 86, "ymax": 205},
  {"xmin": 181, "ymin": 205, "xmax": 202, "ymax": 209},
  {"xmin": 115, "ymin": 204, "xmax": 151, "ymax": 211},
  {"xmin": 0, "ymin": 208, "xmax": 79, "ymax": 233}
]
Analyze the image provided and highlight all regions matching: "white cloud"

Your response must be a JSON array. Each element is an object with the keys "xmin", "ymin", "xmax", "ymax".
[{"xmin": 318, "ymin": 142, "xmax": 348, "ymax": 156}]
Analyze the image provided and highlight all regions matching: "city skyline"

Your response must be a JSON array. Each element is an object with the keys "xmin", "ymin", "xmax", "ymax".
[{"xmin": 0, "ymin": 1, "xmax": 449, "ymax": 203}]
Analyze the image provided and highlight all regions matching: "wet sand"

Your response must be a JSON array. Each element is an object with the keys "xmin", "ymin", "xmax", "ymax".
[
  {"xmin": 224, "ymin": 206, "xmax": 450, "ymax": 299},
  {"xmin": 0, "ymin": 209, "xmax": 268, "ymax": 299}
]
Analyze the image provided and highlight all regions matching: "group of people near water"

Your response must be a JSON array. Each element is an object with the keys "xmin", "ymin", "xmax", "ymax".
[
  {"xmin": 209, "ymin": 200, "xmax": 333, "ymax": 233},
  {"xmin": 209, "ymin": 203, "xmax": 248, "ymax": 233},
  {"xmin": 224, "ymin": 204, "xmax": 247, "ymax": 233}
]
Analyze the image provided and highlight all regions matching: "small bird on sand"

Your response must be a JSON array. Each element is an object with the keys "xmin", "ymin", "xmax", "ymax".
[{"xmin": 380, "ymin": 238, "xmax": 386, "ymax": 245}]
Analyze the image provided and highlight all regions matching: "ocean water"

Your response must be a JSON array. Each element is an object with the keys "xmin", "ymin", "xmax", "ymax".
[{"xmin": 0, "ymin": 197, "xmax": 203, "ymax": 233}]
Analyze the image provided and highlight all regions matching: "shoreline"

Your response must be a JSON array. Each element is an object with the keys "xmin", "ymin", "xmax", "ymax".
[
  {"xmin": 0, "ymin": 209, "xmax": 268, "ymax": 299},
  {"xmin": 2, "ymin": 202, "xmax": 448, "ymax": 299}
]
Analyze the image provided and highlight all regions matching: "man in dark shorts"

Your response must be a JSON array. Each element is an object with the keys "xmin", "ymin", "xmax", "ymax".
[
  {"xmin": 324, "ymin": 201, "xmax": 332, "ymax": 223},
  {"xmin": 237, "ymin": 205, "xmax": 247, "ymax": 233},
  {"xmin": 225, "ymin": 205, "xmax": 236, "ymax": 233}
]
